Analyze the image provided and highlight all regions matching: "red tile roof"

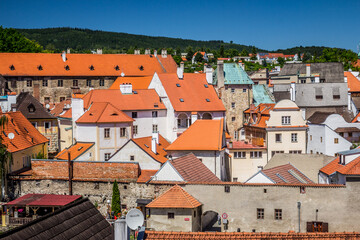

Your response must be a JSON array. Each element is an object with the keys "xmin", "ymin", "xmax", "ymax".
[
  {"xmin": 146, "ymin": 185, "xmax": 201, "ymax": 208},
  {"xmin": 262, "ymin": 163, "xmax": 313, "ymax": 184},
  {"xmin": 50, "ymin": 99, "xmax": 71, "ymax": 117},
  {"xmin": 132, "ymin": 135, "xmax": 170, "ymax": 164},
  {"xmin": 345, "ymin": 72, "xmax": 360, "ymax": 92},
  {"xmin": 354, "ymin": 59, "xmax": 360, "ymax": 68},
  {"xmin": 166, "ymin": 119, "xmax": 224, "ymax": 151},
  {"xmin": 55, "ymin": 142, "xmax": 94, "ymax": 160},
  {"xmin": 320, "ymin": 156, "xmax": 360, "ymax": 176},
  {"xmin": 82, "ymin": 89, "xmax": 166, "ymax": 111},
  {"xmin": 169, "ymin": 153, "xmax": 221, "ymax": 183},
  {"xmin": 0, "ymin": 53, "xmax": 176, "ymax": 77},
  {"xmin": 137, "ymin": 170, "xmax": 158, "ymax": 183},
  {"xmin": 156, "ymin": 55, "xmax": 178, "ymax": 73},
  {"xmin": 244, "ymin": 103, "xmax": 274, "ymax": 128},
  {"xmin": 352, "ymin": 112, "xmax": 360, "ymax": 123},
  {"xmin": 7, "ymin": 194, "xmax": 81, "ymax": 207},
  {"xmin": 76, "ymin": 102, "xmax": 134, "ymax": 124},
  {"xmin": 157, "ymin": 73, "xmax": 225, "ymax": 112},
  {"xmin": 109, "ymin": 76, "xmax": 153, "ymax": 90},
  {"xmin": 228, "ymin": 140, "xmax": 266, "ymax": 149},
  {"xmin": 0, "ymin": 112, "xmax": 49, "ymax": 153},
  {"xmin": 60, "ymin": 108, "xmax": 72, "ymax": 118},
  {"xmin": 144, "ymin": 231, "xmax": 360, "ymax": 239}
]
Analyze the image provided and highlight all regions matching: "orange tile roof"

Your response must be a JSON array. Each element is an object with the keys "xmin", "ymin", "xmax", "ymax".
[
  {"xmin": 244, "ymin": 103, "xmax": 275, "ymax": 128},
  {"xmin": 352, "ymin": 111, "xmax": 360, "ymax": 123},
  {"xmin": 146, "ymin": 185, "xmax": 201, "ymax": 208},
  {"xmin": 156, "ymin": 55, "xmax": 178, "ymax": 73},
  {"xmin": 262, "ymin": 163, "xmax": 313, "ymax": 184},
  {"xmin": 132, "ymin": 135, "xmax": 170, "ymax": 164},
  {"xmin": 144, "ymin": 231, "xmax": 360, "ymax": 239},
  {"xmin": 55, "ymin": 142, "xmax": 94, "ymax": 160},
  {"xmin": 0, "ymin": 53, "xmax": 176, "ymax": 77},
  {"xmin": 137, "ymin": 170, "xmax": 158, "ymax": 183},
  {"xmin": 166, "ymin": 119, "xmax": 224, "ymax": 151},
  {"xmin": 345, "ymin": 72, "xmax": 360, "ymax": 92},
  {"xmin": 354, "ymin": 59, "xmax": 360, "ymax": 68},
  {"xmin": 50, "ymin": 99, "xmax": 72, "ymax": 117},
  {"xmin": 82, "ymin": 89, "xmax": 166, "ymax": 111},
  {"xmin": 157, "ymin": 73, "xmax": 225, "ymax": 112},
  {"xmin": 76, "ymin": 102, "xmax": 134, "ymax": 124},
  {"xmin": 228, "ymin": 140, "xmax": 266, "ymax": 149},
  {"xmin": 109, "ymin": 76, "xmax": 153, "ymax": 90},
  {"xmin": 0, "ymin": 112, "xmax": 49, "ymax": 153},
  {"xmin": 320, "ymin": 156, "xmax": 360, "ymax": 176},
  {"xmin": 60, "ymin": 108, "xmax": 72, "ymax": 119}
]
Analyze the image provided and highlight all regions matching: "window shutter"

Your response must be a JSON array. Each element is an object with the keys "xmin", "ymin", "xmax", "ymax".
[
  {"xmin": 306, "ymin": 222, "xmax": 313, "ymax": 232},
  {"xmin": 322, "ymin": 222, "xmax": 328, "ymax": 232}
]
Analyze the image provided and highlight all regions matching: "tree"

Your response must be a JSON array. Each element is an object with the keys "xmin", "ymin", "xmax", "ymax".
[
  {"xmin": 0, "ymin": 115, "xmax": 9, "ymax": 201},
  {"xmin": 277, "ymin": 57, "xmax": 285, "ymax": 67},
  {"xmin": 111, "ymin": 180, "xmax": 121, "ymax": 217},
  {"xmin": 0, "ymin": 26, "xmax": 43, "ymax": 52},
  {"xmin": 173, "ymin": 55, "xmax": 182, "ymax": 65},
  {"xmin": 219, "ymin": 45, "xmax": 225, "ymax": 58},
  {"xmin": 240, "ymin": 49, "xmax": 249, "ymax": 56},
  {"xmin": 262, "ymin": 59, "xmax": 267, "ymax": 67},
  {"xmin": 302, "ymin": 52, "xmax": 312, "ymax": 62},
  {"xmin": 185, "ymin": 46, "xmax": 194, "ymax": 61},
  {"xmin": 194, "ymin": 52, "xmax": 204, "ymax": 63}
]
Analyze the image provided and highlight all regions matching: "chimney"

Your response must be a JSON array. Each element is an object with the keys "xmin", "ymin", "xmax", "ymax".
[
  {"xmin": 151, "ymin": 132, "xmax": 158, "ymax": 154},
  {"xmin": 154, "ymin": 50, "xmax": 157, "ymax": 57},
  {"xmin": 205, "ymin": 65, "xmax": 213, "ymax": 84},
  {"xmin": 61, "ymin": 51, "xmax": 66, "ymax": 62},
  {"xmin": 315, "ymin": 74, "xmax": 320, "ymax": 83},
  {"xmin": 67, "ymin": 48, "xmax": 71, "ymax": 54},
  {"xmin": 229, "ymin": 141, "xmax": 233, "ymax": 149},
  {"xmin": 152, "ymin": 131, "xmax": 159, "ymax": 144},
  {"xmin": 33, "ymin": 84, "xmax": 40, "ymax": 101},
  {"xmin": 290, "ymin": 82, "xmax": 296, "ymax": 101},
  {"xmin": 119, "ymin": 83, "xmax": 133, "ymax": 94},
  {"xmin": 145, "ymin": 49, "xmax": 151, "ymax": 55},
  {"xmin": 306, "ymin": 64, "xmax": 311, "ymax": 77},
  {"xmin": 134, "ymin": 49, "xmax": 140, "ymax": 55},
  {"xmin": 344, "ymin": 76, "xmax": 348, "ymax": 83},
  {"xmin": 177, "ymin": 62, "xmax": 184, "ymax": 79},
  {"xmin": 96, "ymin": 49, "xmax": 102, "ymax": 54},
  {"xmin": 191, "ymin": 112, "xmax": 198, "ymax": 124},
  {"xmin": 161, "ymin": 49, "xmax": 167, "ymax": 58},
  {"xmin": 217, "ymin": 60, "xmax": 225, "ymax": 88},
  {"xmin": 348, "ymin": 92, "xmax": 352, "ymax": 111}
]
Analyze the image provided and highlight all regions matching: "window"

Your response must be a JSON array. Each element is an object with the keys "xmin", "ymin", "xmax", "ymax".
[
  {"xmin": 205, "ymin": 98, "xmax": 210, "ymax": 102},
  {"xmin": 73, "ymin": 80, "xmax": 78, "ymax": 87},
  {"xmin": 86, "ymin": 79, "xmax": 91, "ymax": 87},
  {"xmin": 120, "ymin": 128, "xmax": 126, "ymax": 137},
  {"xmin": 234, "ymin": 131, "xmax": 239, "ymax": 140},
  {"xmin": 133, "ymin": 125, "xmax": 138, "ymax": 135},
  {"xmin": 26, "ymin": 80, "xmax": 32, "ymax": 87},
  {"xmin": 231, "ymin": 88, "xmax": 235, "ymax": 93},
  {"xmin": 152, "ymin": 124, "xmax": 158, "ymax": 133},
  {"xmin": 349, "ymin": 132, "xmax": 353, "ymax": 137},
  {"xmin": 168, "ymin": 212, "xmax": 174, "ymax": 219},
  {"xmin": 224, "ymin": 186, "xmax": 230, "ymax": 193},
  {"xmin": 333, "ymin": 95, "xmax": 340, "ymax": 100},
  {"xmin": 130, "ymin": 155, "xmax": 135, "ymax": 161},
  {"xmin": 194, "ymin": 210, "xmax": 196, "ymax": 218},
  {"xmin": 234, "ymin": 152, "xmax": 246, "ymax": 159},
  {"xmin": 44, "ymin": 122, "xmax": 51, "ymax": 129},
  {"xmin": 104, "ymin": 153, "xmax": 111, "ymax": 161},
  {"xmin": 58, "ymin": 79, "xmax": 63, "ymax": 87},
  {"xmin": 276, "ymin": 133, "xmax": 282, "ymax": 143},
  {"xmin": 315, "ymin": 88, "xmax": 323, "ymax": 100},
  {"xmin": 333, "ymin": 87, "xmax": 340, "ymax": 100},
  {"xmin": 176, "ymin": 83, "xmax": 181, "ymax": 87},
  {"xmin": 104, "ymin": 128, "xmax": 110, "ymax": 138},
  {"xmin": 89, "ymin": 65, "xmax": 95, "ymax": 71},
  {"xmin": 132, "ymin": 112, "xmax": 138, "ymax": 118},
  {"xmin": 152, "ymin": 111, "xmax": 158, "ymax": 118},
  {"xmin": 42, "ymin": 79, "xmax": 48, "ymax": 87},
  {"xmin": 291, "ymin": 133, "xmax": 298, "ymax": 142},
  {"xmin": 232, "ymin": 117, "xmax": 236, "ymax": 122},
  {"xmin": 65, "ymin": 65, "xmax": 70, "ymax": 71},
  {"xmin": 301, "ymin": 79, "xmax": 306, "ymax": 84},
  {"xmin": 257, "ymin": 208, "xmax": 264, "ymax": 219},
  {"xmin": 44, "ymin": 97, "xmax": 50, "ymax": 103},
  {"xmin": 272, "ymin": 151, "xmax": 284, "ymax": 157},
  {"xmin": 310, "ymin": 135, "xmax": 312, "ymax": 141},
  {"xmin": 250, "ymin": 151, "xmax": 262, "ymax": 158},
  {"xmin": 179, "ymin": 98, "xmax": 184, "ymax": 102},
  {"xmin": 274, "ymin": 209, "xmax": 282, "ymax": 220},
  {"xmin": 177, "ymin": 114, "xmax": 188, "ymax": 128},
  {"xmin": 334, "ymin": 138, "xmax": 339, "ymax": 144},
  {"xmin": 233, "ymin": 178, "xmax": 238, "ymax": 182},
  {"xmin": 60, "ymin": 97, "xmax": 65, "ymax": 102},
  {"xmin": 243, "ymin": 89, "xmax": 246, "ymax": 92},
  {"xmin": 320, "ymin": 137, "xmax": 323, "ymax": 142},
  {"xmin": 231, "ymin": 102, "xmax": 235, "ymax": 108},
  {"xmin": 99, "ymin": 79, "xmax": 104, "ymax": 86},
  {"xmin": 289, "ymin": 150, "xmax": 302, "ymax": 154},
  {"xmin": 316, "ymin": 95, "xmax": 323, "ymax": 100},
  {"xmin": 281, "ymin": 116, "xmax": 291, "ymax": 125},
  {"xmin": 31, "ymin": 122, "xmax": 37, "ymax": 128}
]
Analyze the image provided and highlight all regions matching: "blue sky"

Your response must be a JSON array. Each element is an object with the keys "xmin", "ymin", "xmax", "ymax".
[{"xmin": 1, "ymin": 0, "xmax": 359, "ymax": 51}]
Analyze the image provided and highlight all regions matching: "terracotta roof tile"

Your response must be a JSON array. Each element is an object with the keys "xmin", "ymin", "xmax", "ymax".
[
  {"xmin": 320, "ymin": 156, "xmax": 360, "ymax": 176},
  {"xmin": 109, "ymin": 76, "xmax": 153, "ymax": 90},
  {"xmin": 352, "ymin": 111, "xmax": 360, "ymax": 123},
  {"xmin": 50, "ymin": 99, "xmax": 72, "ymax": 117},
  {"xmin": 346, "ymin": 72, "xmax": 360, "ymax": 93},
  {"xmin": 7, "ymin": 194, "xmax": 81, "ymax": 207},
  {"xmin": 60, "ymin": 108, "xmax": 72, "ymax": 118},
  {"xmin": 137, "ymin": 170, "xmax": 158, "ymax": 183},
  {"xmin": 132, "ymin": 135, "xmax": 170, "ymax": 164},
  {"xmin": 170, "ymin": 153, "xmax": 221, "ymax": 183},
  {"xmin": 146, "ymin": 185, "xmax": 201, "ymax": 208},
  {"xmin": 228, "ymin": 140, "xmax": 266, "ymax": 149},
  {"xmin": 156, "ymin": 55, "xmax": 178, "ymax": 73},
  {"xmin": 166, "ymin": 119, "xmax": 224, "ymax": 151},
  {"xmin": 157, "ymin": 73, "xmax": 225, "ymax": 112},
  {"xmin": 262, "ymin": 163, "xmax": 313, "ymax": 184},
  {"xmin": 55, "ymin": 142, "xmax": 94, "ymax": 160},
  {"xmin": 0, "ymin": 112, "xmax": 49, "ymax": 153}
]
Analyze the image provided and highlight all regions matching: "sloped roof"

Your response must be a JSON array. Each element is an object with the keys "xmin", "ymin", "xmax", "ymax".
[
  {"xmin": 307, "ymin": 112, "xmax": 333, "ymax": 124},
  {"xmin": 352, "ymin": 111, "xmax": 360, "ymax": 123},
  {"xmin": 109, "ymin": 76, "xmax": 153, "ymax": 90},
  {"xmin": 170, "ymin": 153, "xmax": 221, "ymax": 183},
  {"xmin": 262, "ymin": 163, "xmax": 313, "ymax": 184},
  {"xmin": 244, "ymin": 103, "xmax": 275, "ymax": 128},
  {"xmin": 76, "ymin": 102, "xmax": 134, "ymax": 124},
  {"xmin": 252, "ymin": 84, "xmax": 275, "ymax": 105},
  {"xmin": 213, "ymin": 63, "xmax": 253, "ymax": 85},
  {"xmin": 0, "ymin": 52, "xmax": 176, "ymax": 77},
  {"xmin": 146, "ymin": 185, "xmax": 201, "ymax": 208},
  {"xmin": 228, "ymin": 140, "xmax": 265, "ymax": 149},
  {"xmin": 345, "ymin": 72, "xmax": 360, "ymax": 92},
  {"xmin": 132, "ymin": 135, "xmax": 170, "ymax": 164},
  {"xmin": 60, "ymin": 108, "xmax": 72, "ymax": 118},
  {"xmin": 320, "ymin": 156, "xmax": 360, "ymax": 176},
  {"xmin": 50, "ymin": 99, "xmax": 71, "ymax": 117},
  {"xmin": 1, "ymin": 198, "xmax": 113, "ymax": 240},
  {"xmin": 82, "ymin": 89, "xmax": 166, "ymax": 111},
  {"xmin": 156, "ymin": 55, "xmax": 178, "ymax": 73},
  {"xmin": 137, "ymin": 170, "xmax": 158, "ymax": 183},
  {"xmin": 7, "ymin": 194, "xmax": 81, "ymax": 207},
  {"xmin": 0, "ymin": 111, "xmax": 49, "ymax": 153},
  {"xmin": 55, "ymin": 142, "xmax": 94, "ymax": 160},
  {"xmin": 16, "ymin": 92, "xmax": 56, "ymax": 119},
  {"xmin": 166, "ymin": 119, "xmax": 224, "ymax": 151},
  {"xmin": 157, "ymin": 73, "xmax": 225, "ymax": 112}
]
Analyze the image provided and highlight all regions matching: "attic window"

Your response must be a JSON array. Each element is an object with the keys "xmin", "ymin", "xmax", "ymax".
[
  {"xmin": 204, "ymin": 84, "xmax": 208, "ymax": 88},
  {"xmin": 28, "ymin": 104, "xmax": 35, "ymax": 113},
  {"xmin": 89, "ymin": 65, "xmax": 95, "ymax": 71},
  {"xmin": 78, "ymin": 147, "xmax": 83, "ymax": 151},
  {"xmin": 111, "ymin": 112, "xmax": 119, "ymax": 116},
  {"xmin": 206, "ymin": 98, "xmax": 210, "ymax": 102},
  {"xmin": 9, "ymin": 65, "xmax": 15, "ymax": 71},
  {"xmin": 154, "ymin": 103, "xmax": 159, "ymax": 108},
  {"xmin": 2, "ymin": 131, "xmax": 7, "ymax": 137},
  {"xmin": 176, "ymin": 83, "xmax": 181, "ymax": 87},
  {"xmin": 144, "ymin": 144, "xmax": 149, "ymax": 148},
  {"xmin": 139, "ymin": 65, "xmax": 144, "ymax": 71},
  {"xmin": 15, "ymin": 129, "xmax": 19, "ymax": 135},
  {"xmin": 37, "ymin": 65, "xmax": 43, "ymax": 71},
  {"xmin": 65, "ymin": 65, "xmax": 70, "ymax": 71},
  {"xmin": 133, "ymin": 91, "xmax": 138, "ymax": 94},
  {"xmin": 179, "ymin": 98, "xmax": 184, "ymax": 102},
  {"xmin": 89, "ymin": 113, "xmax": 93, "ymax": 116},
  {"xmin": 114, "ymin": 65, "xmax": 120, "ymax": 71}
]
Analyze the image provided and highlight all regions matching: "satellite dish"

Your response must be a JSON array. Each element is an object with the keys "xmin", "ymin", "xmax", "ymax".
[
  {"xmin": 45, "ymin": 104, "xmax": 50, "ymax": 109},
  {"xmin": 8, "ymin": 133, "xmax": 14, "ymax": 140},
  {"xmin": 125, "ymin": 208, "xmax": 144, "ymax": 230},
  {"xmin": 121, "ymin": 72, "xmax": 125, "ymax": 77}
]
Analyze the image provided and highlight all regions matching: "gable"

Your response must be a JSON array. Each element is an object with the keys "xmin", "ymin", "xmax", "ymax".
[
  {"xmin": 246, "ymin": 171, "xmax": 274, "ymax": 184},
  {"xmin": 152, "ymin": 161, "xmax": 184, "ymax": 182}
]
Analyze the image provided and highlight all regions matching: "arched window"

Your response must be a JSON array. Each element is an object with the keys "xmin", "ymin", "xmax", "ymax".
[
  {"xmin": 202, "ymin": 112, "xmax": 213, "ymax": 119},
  {"xmin": 177, "ymin": 113, "xmax": 189, "ymax": 128}
]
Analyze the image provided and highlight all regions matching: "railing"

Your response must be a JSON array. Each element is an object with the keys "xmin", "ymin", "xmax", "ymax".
[{"xmin": 9, "ymin": 217, "xmax": 33, "ymax": 225}]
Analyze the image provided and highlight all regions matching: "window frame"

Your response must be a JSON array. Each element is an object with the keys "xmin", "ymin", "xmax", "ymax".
[
  {"xmin": 132, "ymin": 112, "xmax": 138, "ymax": 118},
  {"xmin": 275, "ymin": 133, "xmax": 282, "ymax": 143},
  {"xmin": 120, "ymin": 127, "xmax": 126, "ymax": 137},
  {"xmin": 104, "ymin": 153, "xmax": 111, "ymax": 161},
  {"xmin": 274, "ymin": 209, "xmax": 282, "ymax": 220},
  {"xmin": 152, "ymin": 111, "xmax": 158, "ymax": 118},
  {"xmin": 26, "ymin": 80, "xmax": 32, "ymax": 87},
  {"xmin": 58, "ymin": 79, "xmax": 63, "ymax": 87},
  {"xmin": 99, "ymin": 79, "xmax": 105, "ymax": 86},
  {"xmin": 133, "ymin": 125, "xmax": 138, "ymax": 135},
  {"xmin": 42, "ymin": 79, "xmax": 48, "ymax": 87},
  {"xmin": 44, "ymin": 121, "xmax": 51, "ymax": 129},
  {"xmin": 152, "ymin": 124, "xmax": 158, "ymax": 133},
  {"xmin": 168, "ymin": 212, "xmax": 175, "ymax": 219},
  {"xmin": 257, "ymin": 208, "xmax": 264, "ymax": 219},
  {"xmin": 73, "ymin": 79, "xmax": 78, "ymax": 87},
  {"xmin": 104, "ymin": 128, "xmax": 110, "ymax": 138},
  {"xmin": 291, "ymin": 133, "xmax": 298, "ymax": 143},
  {"xmin": 281, "ymin": 116, "xmax": 291, "ymax": 125},
  {"xmin": 86, "ymin": 79, "xmax": 92, "ymax": 87}
]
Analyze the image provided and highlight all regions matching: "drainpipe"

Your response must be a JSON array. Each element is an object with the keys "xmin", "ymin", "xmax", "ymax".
[
  {"xmin": 68, "ymin": 152, "xmax": 73, "ymax": 195},
  {"xmin": 297, "ymin": 202, "xmax": 301, "ymax": 232},
  {"xmin": 214, "ymin": 151, "xmax": 217, "ymax": 179}
]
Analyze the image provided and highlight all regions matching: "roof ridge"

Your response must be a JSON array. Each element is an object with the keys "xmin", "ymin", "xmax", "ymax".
[{"xmin": 178, "ymin": 185, "xmax": 197, "ymax": 208}]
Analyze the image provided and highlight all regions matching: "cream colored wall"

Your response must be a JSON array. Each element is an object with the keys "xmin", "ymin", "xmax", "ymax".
[
  {"xmin": 76, "ymin": 146, "xmax": 95, "ymax": 161},
  {"xmin": 230, "ymin": 149, "xmax": 267, "ymax": 182},
  {"xmin": 11, "ymin": 144, "xmax": 47, "ymax": 172},
  {"xmin": 267, "ymin": 130, "xmax": 307, "ymax": 156},
  {"xmin": 59, "ymin": 119, "xmax": 73, "ymax": 151}
]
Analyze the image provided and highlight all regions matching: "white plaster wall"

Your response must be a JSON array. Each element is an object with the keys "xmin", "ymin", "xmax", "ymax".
[
  {"xmin": 318, "ymin": 172, "xmax": 329, "ymax": 184},
  {"xmin": 76, "ymin": 124, "xmax": 97, "ymax": 143},
  {"xmin": 152, "ymin": 161, "xmax": 183, "ymax": 181},
  {"xmin": 307, "ymin": 124, "xmax": 326, "ymax": 155},
  {"xmin": 98, "ymin": 123, "xmax": 131, "ymax": 149},
  {"xmin": 324, "ymin": 114, "xmax": 360, "ymax": 130},
  {"xmin": 147, "ymin": 208, "xmax": 193, "ymax": 232},
  {"xmin": 324, "ymin": 125, "xmax": 352, "ymax": 157},
  {"xmin": 76, "ymin": 147, "xmax": 95, "ymax": 161},
  {"xmin": 246, "ymin": 172, "xmax": 274, "ymax": 183},
  {"xmin": 267, "ymin": 109, "xmax": 306, "ymax": 127}
]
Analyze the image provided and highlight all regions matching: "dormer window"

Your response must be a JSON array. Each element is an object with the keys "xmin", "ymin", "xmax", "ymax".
[
  {"xmin": 28, "ymin": 104, "xmax": 35, "ymax": 113},
  {"xmin": 89, "ymin": 65, "xmax": 95, "ymax": 71},
  {"xmin": 114, "ymin": 65, "xmax": 120, "ymax": 71},
  {"xmin": 9, "ymin": 65, "xmax": 15, "ymax": 71},
  {"xmin": 139, "ymin": 65, "xmax": 144, "ymax": 71},
  {"xmin": 206, "ymin": 98, "xmax": 210, "ymax": 102},
  {"xmin": 37, "ymin": 65, "xmax": 43, "ymax": 71},
  {"xmin": 176, "ymin": 83, "xmax": 181, "ymax": 87},
  {"xmin": 179, "ymin": 98, "xmax": 184, "ymax": 102},
  {"xmin": 204, "ymin": 84, "xmax": 208, "ymax": 88},
  {"xmin": 65, "ymin": 65, "xmax": 70, "ymax": 71}
]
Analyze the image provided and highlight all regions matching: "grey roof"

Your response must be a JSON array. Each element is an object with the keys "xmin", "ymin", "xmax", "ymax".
[
  {"xmin": 273, "ymin": 91, "xmax": 290, "ymax": 102},
  {"xmin": 1, "ymin": 198, "xmax": 113, "ymax": 240},
  {"xmin": 279, "ymin": 62, "xmax": 344, "ymax": 83},
  {"xmin": 264, "ymin": 153, "xmax": 335, "ymax": 183},
  {"xmin": 307, "ymin": 112, "xmax": 334, "ymax": 124},
  {"xmin": 16, "ymin": 92, "xmax": 56, "ymax": 119},
  {"xmin": 338, "ymin": 148, "xmax": 360, "ymax": 156}
]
